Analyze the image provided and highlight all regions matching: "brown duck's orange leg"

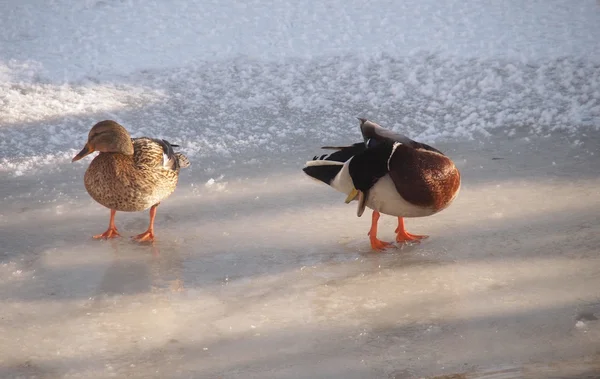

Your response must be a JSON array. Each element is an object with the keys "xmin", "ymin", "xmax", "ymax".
[
  {"xmin": 368, "ymin": 211, "xmax": 394, "ymax": 251},
  {"xmin": 133, "ymin": 204, "xmax": 158, "ymax": 242},
  {"xmin": 93, "ymin": 209, "xmax": 121, "ymax": 239},
  {"xmin": 395, "ymin": 217, "xmax": 428, "ymax": 243}
]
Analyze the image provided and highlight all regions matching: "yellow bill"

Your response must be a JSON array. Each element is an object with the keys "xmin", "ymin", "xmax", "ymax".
[{"xmin": 345, "ymin": 188, "xmax": 360, "ymax": 203}]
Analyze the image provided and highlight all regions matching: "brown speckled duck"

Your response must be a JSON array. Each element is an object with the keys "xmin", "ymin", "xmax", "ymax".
[
  {"xmin": 72, "ymin": 120, "xmax": 190, "ymax": 242},
  {"xmin": 303, "ymin": 118, "xmax": 461, "ymax": 251}
]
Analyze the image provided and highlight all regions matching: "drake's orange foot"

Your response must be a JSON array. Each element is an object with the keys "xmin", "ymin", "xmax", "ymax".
[
  {"xmin": 395, "ymin": 217, "xmax": 428, "ymax": 243},
  {"xmin": 367, "ymin": 211, "xmax": 394, "ymax": 251},
  {"xmin": 395, "ymin": 230, "xmax": 428, "ymax": 243},
  {"xmin": 93, "ymin": 227, "xmax": 121, "ymax": 239},
  {"xmin": 370, "ymin": 237, "xmax": 394, "ymax": 251},
  {"xmin": 132, "ymin": 230, "xmax": 155, "ymax": 243}
]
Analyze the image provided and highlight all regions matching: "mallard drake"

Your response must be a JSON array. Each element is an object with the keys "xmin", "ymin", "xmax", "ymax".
[
  {"xmin": 303, "ymin": 118, "xmax": 460, "ymax": 251},
  {"xmin": 72, "ymin": 120, "xmax": 190, "ymax": 242}
]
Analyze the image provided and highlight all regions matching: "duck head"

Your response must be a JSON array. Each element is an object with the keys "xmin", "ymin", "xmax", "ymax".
[{"xmin": 72, "ymin": 120, "xmax": 134, "ymax": 162}]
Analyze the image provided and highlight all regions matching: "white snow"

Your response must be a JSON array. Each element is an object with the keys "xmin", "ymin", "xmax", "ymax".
[
  {"xmin": 1, "ymin": 0, "xmax": 600, "ymax": 378},
  {"xmin": 3, "ymin": 54, "xmax": 599, "ymax": 177}
]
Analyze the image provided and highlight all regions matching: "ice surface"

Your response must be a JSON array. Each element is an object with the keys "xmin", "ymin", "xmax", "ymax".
[
  {"xmin": 2, "ymin": 135, "xmax": 600, "ymax": 379},
  {"xmin": 1, "ymin": 0, "xmax": 600, "ymax": 378}
]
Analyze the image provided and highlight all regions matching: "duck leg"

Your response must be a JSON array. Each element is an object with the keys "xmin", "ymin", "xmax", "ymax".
[
  {"xmin": 93, "ymin": 209, "xmax": 121, "ymax": 239},
  {"xmin": 133, "ymin": 204, "xmax": 158, "ymax": 242},
  {"xmin": 395, "ymin": 217, "xmax": 428, "ymax": 243},
  {"xmin": 368, "ymin": 211, "xmax": 394, "ymax": 251}
]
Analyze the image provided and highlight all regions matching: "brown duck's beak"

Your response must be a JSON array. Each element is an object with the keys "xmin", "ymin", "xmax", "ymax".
[{"xmin": 72, "ymin": 143, "xmax": 94, "ymax": 162}]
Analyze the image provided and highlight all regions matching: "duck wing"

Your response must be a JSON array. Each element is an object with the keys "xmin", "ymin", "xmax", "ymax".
[{"xmin": 358, "ymin": 118, "xmax": 444, "ymax": 155}]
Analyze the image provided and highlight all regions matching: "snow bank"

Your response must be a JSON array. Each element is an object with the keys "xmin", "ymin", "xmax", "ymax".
[{"xmin": 1, "ymin": 0, "xmax": 599, "ymax": 176}]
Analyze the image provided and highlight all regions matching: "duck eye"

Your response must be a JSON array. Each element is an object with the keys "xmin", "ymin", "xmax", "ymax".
[{"xmin": 90, "ymin": 131, "xmax": 106, "ymax": 140}]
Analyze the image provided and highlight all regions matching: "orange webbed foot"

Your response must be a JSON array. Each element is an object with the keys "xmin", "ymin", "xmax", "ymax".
[
  {"xmin": 395, "ymin": 231, "xmax": 428, "ymax": 243},
  {"xmin": 133, "ymin": 204, "xmax": 158, "ymax": 243},
  {"xmin": 367, "ymin": 210, "xmax": 395, "ymax": 251},
  {"xmin": 132, "ymin": 230, "xmax": 155, "ymax": 243},
  {"xmin": 395, "ymin": 217, "xmax": 429, "ymax": 243},
  {"xmin": 93, "ymin": 227, "xmax": 121, "ymax": 239},
  {"xmin": 369, "ymin": 237, "xmax": 394, "ymax": 251}
]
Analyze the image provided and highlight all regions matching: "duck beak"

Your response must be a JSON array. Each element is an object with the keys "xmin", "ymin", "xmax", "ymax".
[
  {"xmin": 72, "ymin": 143, "xmax": 94, "ymax": 162},
  {"xmin": 345, "ymin": 188, "xmax": 368, "ymax": 217},
  {"xmin": 356, "ymin": 191, "xmax": 367, "ymax": 217},
  {"xmin": 345, "ymin": 188, "xmax": 360, "ymax": 203}
]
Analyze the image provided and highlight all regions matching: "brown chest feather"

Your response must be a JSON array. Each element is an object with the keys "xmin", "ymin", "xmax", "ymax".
[
  {"xmin": 389, "ymin": 146, "xmax": 461, "ymax": 211},
  {"xmin": 83, "ymin": 152, "xmax": 179, "ymax": 212}
]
